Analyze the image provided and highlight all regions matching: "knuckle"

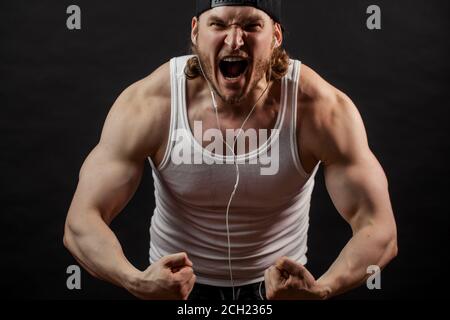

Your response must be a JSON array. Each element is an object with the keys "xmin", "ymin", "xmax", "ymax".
[
  {"xmin": 179, "ymin": 252, "xmax": 187, "ymax": 260},
  {"xmin": 278, "ymin": 256, "xmax": 288, "ymax": 264},
  {"xmin": 159, "ymin": 256, "xmax": 169, "ymax": 265}
]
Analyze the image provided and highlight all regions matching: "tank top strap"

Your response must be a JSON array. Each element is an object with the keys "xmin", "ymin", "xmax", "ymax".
[{"xmin": 157, "ymin": 56, "xmax": 192, "ymax": 170}]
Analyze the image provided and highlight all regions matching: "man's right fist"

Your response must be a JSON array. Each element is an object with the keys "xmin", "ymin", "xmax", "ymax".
[{"xmin": 126, "ymin": 252, "xmax": 196, "ymax": 300}]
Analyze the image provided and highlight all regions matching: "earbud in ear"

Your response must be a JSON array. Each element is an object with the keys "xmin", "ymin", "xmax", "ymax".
[{"xmin": 274, "ymin": 37, "xmax": 280, "ymax": 48}]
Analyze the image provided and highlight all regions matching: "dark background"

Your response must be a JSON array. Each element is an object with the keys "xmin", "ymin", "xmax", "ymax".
[{"xmin": 1, "ymin": 0, "xmax": 448, "ymax": 299}]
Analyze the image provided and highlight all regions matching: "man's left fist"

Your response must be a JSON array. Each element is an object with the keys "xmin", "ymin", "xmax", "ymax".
[{"xmin": 264, "ymin": 256, "xmax": 331, "ymax": 300}]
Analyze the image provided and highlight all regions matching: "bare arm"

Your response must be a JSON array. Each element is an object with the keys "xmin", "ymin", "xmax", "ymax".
[
  {"xmin": 63, "ymin": 63, "xmax": 196, "ymax": 299},
  {"xmin": 265, "ymin": 66, "xmax": 397, "ymax": 300},
  {"xmin": 63, "ymin": 78, "xmax": 157, "ymax": 286},
  {"xmin": 63, "ymin": 142, "xmax": 145, "ymax": 287},
  {"xmin": 313, "ymin": 92, "xmax": 398, "ymax": 298}
]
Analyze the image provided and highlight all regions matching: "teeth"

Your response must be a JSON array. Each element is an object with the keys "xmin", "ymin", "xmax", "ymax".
[{"xmin": 222, "ymin": 57, "xmax": 246, "ymax": 62}]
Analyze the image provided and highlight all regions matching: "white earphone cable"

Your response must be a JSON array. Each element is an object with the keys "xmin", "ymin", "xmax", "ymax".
[{"xmin": 197, "ymin": 55, "xmax": 273, "ymax": 300}]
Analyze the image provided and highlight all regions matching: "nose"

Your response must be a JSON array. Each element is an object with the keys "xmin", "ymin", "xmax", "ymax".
[{"xmin": 224, "ymin": 26, "xmax": 244, "ymax": 50}]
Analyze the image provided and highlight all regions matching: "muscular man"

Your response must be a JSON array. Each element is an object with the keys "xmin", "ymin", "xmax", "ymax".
[{"xmin": 63, "ymin": 0, "xmax": 397, "ymax": 300}]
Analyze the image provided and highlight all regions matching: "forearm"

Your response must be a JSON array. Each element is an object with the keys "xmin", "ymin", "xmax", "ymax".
[
  {"xmin": 317, "ymin": 224, "xmax": 397, "ymax": 298},
  {"xmin": 63, "ymin": 210, "xmax": 139, "ymax": 289}
]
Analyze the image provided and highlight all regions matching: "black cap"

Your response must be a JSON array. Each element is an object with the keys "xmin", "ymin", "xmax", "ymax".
[{"xmin": 196, "ymin": 0, "xmax": 282, "ymax": 24}]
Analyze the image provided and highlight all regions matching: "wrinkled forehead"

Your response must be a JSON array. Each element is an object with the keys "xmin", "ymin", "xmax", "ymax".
[{"xmin": 198, "ymin": 6, "xmax": 272, "ymax": 24}]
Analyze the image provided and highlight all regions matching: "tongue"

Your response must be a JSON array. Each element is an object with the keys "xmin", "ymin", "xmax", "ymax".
[
  {"xmin": 221, "ymin": 60, "xmax": 247, "ymax": 78},
  {"xmin": 227, "ymin": 64, "xmax": 242, "ymax": 78}
]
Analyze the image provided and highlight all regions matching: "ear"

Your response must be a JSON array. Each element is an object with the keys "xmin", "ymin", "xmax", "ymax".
[
  {"xmin": 273, "ymin": 22, "xmax": 283, "ymax": 48},
  {"xmin": 191, "ymin": 17, "xmax": 199, "ymax": 45}
]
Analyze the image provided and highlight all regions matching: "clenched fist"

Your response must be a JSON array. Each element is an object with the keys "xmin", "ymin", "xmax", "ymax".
[
  {"xmin": 127, "ymin": 252, "xmax": 196, "ymax": 300},
  {"xmin": 264, "ymin": 256, "xmax": 331, "ymax": 300}
]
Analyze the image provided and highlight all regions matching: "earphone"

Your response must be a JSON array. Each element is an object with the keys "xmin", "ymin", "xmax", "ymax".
[
  {"xmin": 274, "ymin": 37, "xmax": 279, "ymax": 47},
  {"xmin": 197, "ymin": 57, "xmax": 239, "ymax": 300},
  {"xmin": 196, "ymin": 55, "xmax": 273, "ymax": 300}
]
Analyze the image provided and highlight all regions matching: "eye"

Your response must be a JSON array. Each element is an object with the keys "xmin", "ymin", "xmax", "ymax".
[
  {"xmin": 210, "ymin": 22, "xmax": 226, "ymax": 29},
  {"xmin": 244, "ymin": 23, "xmax": 262, "ymax": 32}
]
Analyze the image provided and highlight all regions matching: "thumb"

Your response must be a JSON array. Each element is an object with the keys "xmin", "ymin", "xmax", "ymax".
[{"xmin": 163, "ymin": 252, "xmax": 193, "ymax": 268}]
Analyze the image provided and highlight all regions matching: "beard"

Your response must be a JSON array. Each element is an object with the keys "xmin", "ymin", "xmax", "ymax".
[{"xmin": 194, "ymin": 45, "xmax": 272, "ymax": 105}]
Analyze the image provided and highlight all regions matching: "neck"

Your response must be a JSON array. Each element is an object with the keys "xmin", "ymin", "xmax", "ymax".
[{"xmin": 211, "ymin": 76, "xmax": 273, "ymax": 117}]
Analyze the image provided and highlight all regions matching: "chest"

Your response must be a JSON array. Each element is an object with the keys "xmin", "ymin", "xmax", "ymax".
[{"xmin": 186, "ymin": 98, "xmax": 281, "ymax": 156}]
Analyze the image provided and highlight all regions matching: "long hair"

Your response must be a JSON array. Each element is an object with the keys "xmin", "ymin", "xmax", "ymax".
[{"xmin": 185, "ymin": 44, "xmax": 290, "ymax": 81}]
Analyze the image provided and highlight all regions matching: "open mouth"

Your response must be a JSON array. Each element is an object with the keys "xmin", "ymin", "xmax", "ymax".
[{"xmin": 219, "ymin": 57, "xmax": 249, "ymax": 79}]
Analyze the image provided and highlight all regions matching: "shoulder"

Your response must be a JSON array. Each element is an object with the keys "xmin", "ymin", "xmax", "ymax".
[
  {"xmin": 99, "ymin": 61, "xmax": 172, "ymax": 159},
  {"xmin": 115, "ymin": 61, "xmax": 171, "ymax": 116},
  {"xmin": 297, "ymin": 64, "xmax": 369, "ymax": 164},
  {"xmin": 298, "ymin": 64, "xmax": 360, "ymax": 132}
]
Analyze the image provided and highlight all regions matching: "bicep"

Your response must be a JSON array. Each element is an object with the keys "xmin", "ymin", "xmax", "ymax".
[
  {"xmin": 316, "ymin": 94, "xmax": 395, "ymax": 233},
  {"xmin": 324, "ymin": 151, "xmax": 394, "ymax": 232},
  {"xmin": 70, "ymin": 144, "xmax": 145, "ymax": 225},
  {"xmin": 68, "ymin": 87, "xmax": 153, "ymax": 224},
  {"xmin": 66, "ymin": 64, "xmax": 171, "ymax": 229}
]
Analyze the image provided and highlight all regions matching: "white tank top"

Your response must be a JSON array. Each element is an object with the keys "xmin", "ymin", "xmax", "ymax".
[{"xmin": 148, "ymin": 55, "xmax": 320, "ymax": 287}]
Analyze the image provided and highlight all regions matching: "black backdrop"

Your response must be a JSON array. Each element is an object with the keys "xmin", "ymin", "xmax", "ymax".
[{"xmin": 1, "ymin": 0, "xmax": 449, "ymax": 299}]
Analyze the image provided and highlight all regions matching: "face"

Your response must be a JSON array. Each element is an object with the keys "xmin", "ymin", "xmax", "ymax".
[{"xmin": 192, "ymin": 6, "xmax": 282, "ymax": 105}]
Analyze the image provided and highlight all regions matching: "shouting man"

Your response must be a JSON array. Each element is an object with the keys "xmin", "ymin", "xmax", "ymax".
[{"xmin": 64, "ymin": 0, "xmax": 397, "ymax": 300}]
